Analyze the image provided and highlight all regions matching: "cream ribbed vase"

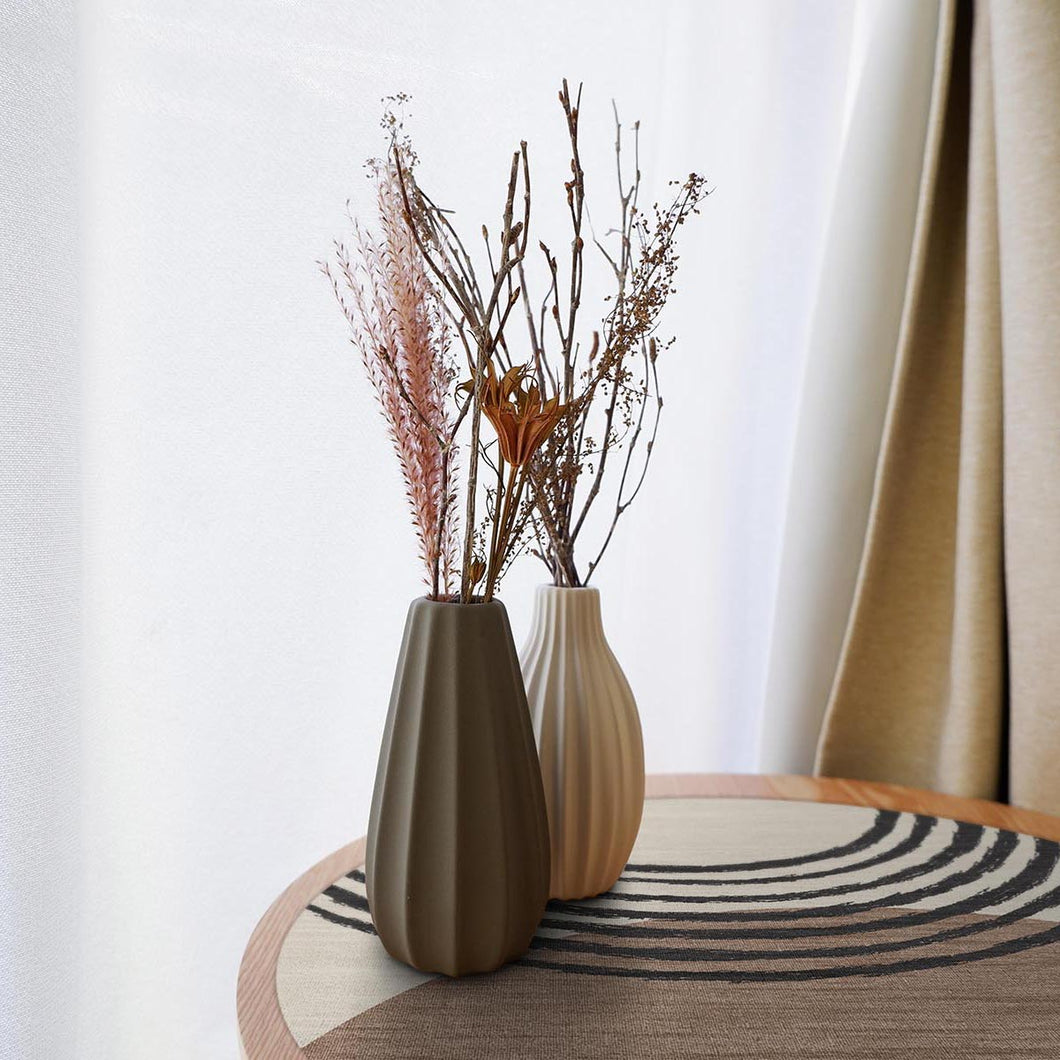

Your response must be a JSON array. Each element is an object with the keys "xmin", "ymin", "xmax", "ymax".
[{"xmin": 520, "ymin": 585, "xmax": 645, "ymax": 899}]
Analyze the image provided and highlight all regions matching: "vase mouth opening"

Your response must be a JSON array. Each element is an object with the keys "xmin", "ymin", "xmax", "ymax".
[
  {"xmin": 417, "ymin": 594, "xmax": 503, "ymax": 607},
  {"xmin": 538, "ymin": 584, "xmax": 600, "ymax": 593}
]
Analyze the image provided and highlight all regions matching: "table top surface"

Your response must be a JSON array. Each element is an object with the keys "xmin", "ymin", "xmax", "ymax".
[{"xmin": 238, "ymin": 775, "xmax": 1060, "ymax": 1059}]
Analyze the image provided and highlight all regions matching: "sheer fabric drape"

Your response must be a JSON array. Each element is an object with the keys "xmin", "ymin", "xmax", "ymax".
[
  {"xmin": 758, "ymin": 0, "xmax": 943, "ymax": 773},
  {"xmin": 1, "ymin": 4, "xmax": 80, "ymax": 1057},
  {"xmin": 1, "ymin": 2, "xmax": 949, "ymax": 1056}
]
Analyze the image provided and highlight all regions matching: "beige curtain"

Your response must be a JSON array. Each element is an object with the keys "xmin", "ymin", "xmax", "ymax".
[{"xmin": 816, "ymin": 0, "xmax": 1060, "ymax": 814}]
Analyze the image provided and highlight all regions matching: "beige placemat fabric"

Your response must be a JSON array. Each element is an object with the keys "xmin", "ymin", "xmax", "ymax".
[
  {"xmin": 277, "ymin": 798, "xmax": 1060, "ymax": 1057},
  {"xmin": 305, "ymin": 934, "xmax": 1060, "ymax": 1060}
]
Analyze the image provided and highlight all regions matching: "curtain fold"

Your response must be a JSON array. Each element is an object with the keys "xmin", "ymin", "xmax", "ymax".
[
  {"xmin": 992, "ymin": 2, "xmax": 1060, "ymax": 813},
  {"xmin": 817, "ymin": 0, "xmax": 1060, "ymax": 815},
  {"xmin": 758, "ymin": 0, "xmax": 942, "ymax": 773}
]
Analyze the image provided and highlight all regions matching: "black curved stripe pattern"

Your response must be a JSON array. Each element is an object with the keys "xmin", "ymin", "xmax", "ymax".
[
  {"xmin": 520, "ymin": 923, "xmax": 1060, "ymax": 982},
  {"xmin": 323, "ymin": 834, "xmax": 1056, "ymax": 948},
  {"xmin": 323, "ymin": 884, "xmax": 370, "ymax": 913},
  {"xmin": 307, "ymin": 903, "xmax": 375, "ymax": 933},
  {"xmin": 591, "ymin": 821, "xmax": 980, "ymax": 903},
  {"xmin": 538, "ymin": 835, "xmax": 1058, "ymax": 940},
  {"xmin": 626, "ymin": 810, "xmax": 900, "ymax": 874},
  {"xmin": 620, "ymin": 814, "xmax": 937, "ymax": 886},
  {"xmin": 544, "ymin": 827, "xmax": 1019, "ymax": 923},
  {"xmin": 532, "ymin": 877, "xmax": 1060, "ymax": 965},
  {"xmin": 307, "ymin": 808, "xmax": 1060, "ymax": 982}
]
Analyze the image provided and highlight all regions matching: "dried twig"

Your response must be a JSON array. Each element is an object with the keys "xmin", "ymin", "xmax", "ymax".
[
  {"xmin": 393, "ymin": 132, "xmax": 542, "ymax": 602},
  {"xmin": 524, "ymin": 84, "xmax": 709, "ymax": 587}
]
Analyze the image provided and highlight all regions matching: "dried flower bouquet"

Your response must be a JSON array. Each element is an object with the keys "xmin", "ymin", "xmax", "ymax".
[{"xmin": 324, "ymin": 82, "xmax": 706, "ymax": 601}]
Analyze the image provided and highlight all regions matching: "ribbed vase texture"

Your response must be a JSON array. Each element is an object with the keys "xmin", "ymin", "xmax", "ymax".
[
  {"xmin": 366, "ymin": 597, "xmax": 551, "ymax": 976},
  {"xmin": 520, "ymin": 586, "xmax": 645, "ymax": 899}
]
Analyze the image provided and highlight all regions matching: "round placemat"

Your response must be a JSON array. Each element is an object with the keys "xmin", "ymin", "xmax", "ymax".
[{"xmin": 276, "ymin": 796, "xmax": 1060, "ymax": 1057}]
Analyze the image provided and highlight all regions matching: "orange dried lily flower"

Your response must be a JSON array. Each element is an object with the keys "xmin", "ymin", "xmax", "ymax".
[
  {"xmin": 463, "ymin": 363, "xmax": 565, "ymax": 467},
  {"xmin": 467, "ymin": 556, "xmax": 487, "ymax": 587}
]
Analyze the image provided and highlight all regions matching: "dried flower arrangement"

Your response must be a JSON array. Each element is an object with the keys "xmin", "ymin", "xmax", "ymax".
[
  {"xmin": 323, "ymin": 82, "xmax": 706, "ymax": 601},
  {"xmin": 522, "ymin": 83, "xmax": 710, "ymax": 587}
]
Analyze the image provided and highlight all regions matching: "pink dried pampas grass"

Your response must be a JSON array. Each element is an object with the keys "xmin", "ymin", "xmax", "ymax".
[{"xmin": 322, "ymin": 154, "xmax": 460, "ymax": 599}]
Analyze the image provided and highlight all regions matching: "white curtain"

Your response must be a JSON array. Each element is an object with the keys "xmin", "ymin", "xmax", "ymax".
[
  {"xmin": 2, "ymin": 4, "xmax": 80, "ymax": 1057},
  {"xmin": 1, "ymin": 2, "xmax": 937, "ymax": 1056},
  {"xmin": 759, "ymin": 0, "xmax": 943, "ymax": 772}
]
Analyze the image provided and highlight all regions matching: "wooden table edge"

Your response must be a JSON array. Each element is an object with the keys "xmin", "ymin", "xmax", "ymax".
[{"xmin": 237, "ymin": 773, "xmax": 1060, "ymax": 1059}]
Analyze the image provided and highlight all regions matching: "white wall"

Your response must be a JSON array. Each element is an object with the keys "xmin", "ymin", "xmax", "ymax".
[{"xmin": 76, "ymin": 2, "xmax": 859, "ymax": 1054}]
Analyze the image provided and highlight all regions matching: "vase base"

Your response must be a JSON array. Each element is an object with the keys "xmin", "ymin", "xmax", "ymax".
[
  {"xmin": 377, "ymin": 933, "xmax": 536, "ymax": 978},
  {"xmin": 549, "ymin": 868, "xmax": 625, "ymax": 901}
]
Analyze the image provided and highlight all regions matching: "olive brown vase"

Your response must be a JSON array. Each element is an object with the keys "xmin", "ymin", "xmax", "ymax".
[
  {"xmin": 520, "ymin": 585, "xmax": 645, "ymax": 900},
  {"xmin": 365, "ymin": 597, "xmax": 551, "ymax": 976}
]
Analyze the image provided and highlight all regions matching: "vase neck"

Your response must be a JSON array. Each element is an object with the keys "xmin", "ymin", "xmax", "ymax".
[{"xmin": 529, "ymin": 585, "xmax": 607, "ymax": 644}]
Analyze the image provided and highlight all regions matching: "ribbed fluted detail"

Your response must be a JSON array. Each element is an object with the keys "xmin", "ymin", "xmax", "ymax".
[
  {"xmin": 366, "ymin": 598, "xmax": 550, "ymax": 976},
  {"xmin": 520, "ymin": 586, "xmax": 645, "ymax": 899}
]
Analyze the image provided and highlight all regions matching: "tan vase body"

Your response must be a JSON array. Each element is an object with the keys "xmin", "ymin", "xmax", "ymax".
[
  {"xmin": 520, "ymin": 585, "xmax": 645, "ymax": 899},
  {"xmin": 366, "ymin": 597, "xmax": 550, "ymax": 976}
]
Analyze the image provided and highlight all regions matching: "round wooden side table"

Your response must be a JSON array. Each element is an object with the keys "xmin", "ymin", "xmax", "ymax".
[{"xmin": 238, "ymin": 774, "xmax": 1060, "ymax": 1059}]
